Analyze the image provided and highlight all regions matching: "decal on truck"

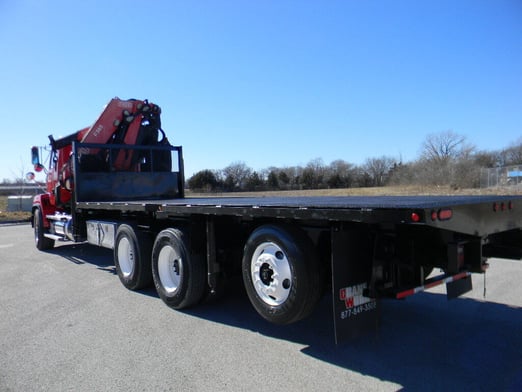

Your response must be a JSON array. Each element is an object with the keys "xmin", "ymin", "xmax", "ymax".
[{"xmin": 339, "ymin": 283, "xmax": 377, "ymax": 320}]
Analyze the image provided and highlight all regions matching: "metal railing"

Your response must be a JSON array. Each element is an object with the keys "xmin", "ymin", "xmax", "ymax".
[{"xmin": 480, "ymin": 165, "xmax": 522, "ymax": 188}]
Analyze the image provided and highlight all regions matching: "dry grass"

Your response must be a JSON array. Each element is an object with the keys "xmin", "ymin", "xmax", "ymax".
[
  {"xmin": 0, "ymin": 196, "xmax": 32, "ymax": 223},
  {"xmin": 187, "ymin": 185, "xmax": 522, "ymax": 198}
]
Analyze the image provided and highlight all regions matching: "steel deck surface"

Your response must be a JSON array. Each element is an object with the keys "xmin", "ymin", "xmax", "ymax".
[
  {"xmin": 168, "ymin": 195, "xmax": 518, "ymax": 209},
  {"xmin": 78, "ymin": 195, "xmax": 520, "ymax": 210},
  {"xmin": 75, "ymin": 195, "xmax": 522, "ymax": 237}
]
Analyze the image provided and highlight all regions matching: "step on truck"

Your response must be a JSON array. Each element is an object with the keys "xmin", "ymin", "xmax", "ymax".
[{"xmin": 30, "ymin": 97, "xmax": 522, "ymax": 343}]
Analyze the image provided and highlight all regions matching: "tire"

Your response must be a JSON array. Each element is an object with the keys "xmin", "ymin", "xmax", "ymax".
[
  {"xmin": 152, "ymin": 228, "xmax": 206, "ymax": 309},
  {"xmin": 34, "ymin": 208, "xmax": 54, "ymax": 251},
  {"xmin": 242, "ymin": 224, "xmax": 324, "ymax": 325},
  {"xmin": 114, "ymin": 224, "xmax": 153, "ymax": 290}
]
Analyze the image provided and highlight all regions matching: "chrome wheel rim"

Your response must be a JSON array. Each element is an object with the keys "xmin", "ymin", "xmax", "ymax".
[
  {"xmin": 117, "ymin": 237, "xmax": 134, "ymax": 278},
  {"xmin": 158, "ymin": 245, "xmax": 182, "ymax": 294},
  {"xmin": 251, "ymin": 242, "xmax": 292, "ymax": 306}
]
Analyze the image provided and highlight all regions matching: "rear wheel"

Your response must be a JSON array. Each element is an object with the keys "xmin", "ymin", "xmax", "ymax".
[
  {"xmin": 242, "ymin": 224, "xmax": 324, "ymax": 325},
  {"xmin": 114, "ymin": 224, "xmax": 153, "ymax": 290},
  {"xmin": 152, "ymin": 228, "xmax": 206, "ymax": 309},
  {"xmin": 34, "ymin": 208, "xmax": 54, "ymax": 251}
]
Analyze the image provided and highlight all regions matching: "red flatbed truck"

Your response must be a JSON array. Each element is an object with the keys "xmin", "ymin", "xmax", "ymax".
[{"xmin": 31, "ymin": 98, "xmax": 522, "ymax": 343}]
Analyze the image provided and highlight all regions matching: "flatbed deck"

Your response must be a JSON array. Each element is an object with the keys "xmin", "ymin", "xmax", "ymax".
[
  {"xmin": 77, "ymin": 195, "xmax": 522, "ymax": 236},
  {"xmin": 78, "ymin": 194, "xmax": 518, "ymax": 209}
]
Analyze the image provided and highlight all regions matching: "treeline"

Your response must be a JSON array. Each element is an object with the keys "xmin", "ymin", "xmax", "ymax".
[{"xmin": 187, "ymin": 131, "xmax": 522, "ymax": 192}]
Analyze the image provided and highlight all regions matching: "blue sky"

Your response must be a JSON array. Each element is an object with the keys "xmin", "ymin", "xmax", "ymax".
[{"xmin": 1, "ymin": 0, "xmax": 521, "ymax": 182}]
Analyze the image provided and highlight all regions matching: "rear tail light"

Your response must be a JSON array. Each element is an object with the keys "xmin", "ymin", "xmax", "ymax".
[
  {"xmin": 411, "ymin": 212, "xmax": 421, "ymax": 222},
  {"xmin": 430, "ymin": 208, "xmax": 453, "ymax": 222},
  {"xmin": 493, "ymin": 201, "xmax": 514, "ymax": 212},
  {"xmin": 438, "ymin": 209, "xmax": 453, "ymax": 221}
]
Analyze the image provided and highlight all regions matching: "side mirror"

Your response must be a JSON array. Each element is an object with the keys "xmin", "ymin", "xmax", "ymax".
[
  {"xmin": 31, "ymin": 146, "xmax": 45, "ymax": 172},
  {"xmin": 31, "ymin": 146, "xmax": 40, "ymax": 165},
  {"xmin": 26, "ymin": 172, "xmax": 35, "ymax": 181}
]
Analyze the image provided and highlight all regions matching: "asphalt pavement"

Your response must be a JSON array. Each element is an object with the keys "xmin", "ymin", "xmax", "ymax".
[{"xmin": 1, "ymin": 224, "xmax": 521, "ymax": 391}]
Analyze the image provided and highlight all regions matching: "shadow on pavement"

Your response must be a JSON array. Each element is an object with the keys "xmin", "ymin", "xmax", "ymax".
[
  {"xmin": 47, "ymin": 243, "xmax": 522, "ymax": 390},
  {"xmin": 186, "ymin": 278, "xmax": 522, "ymax": 391},
  {"xmin": 49, "ymin": 242, "xmax": 114, "ymax": 268}
]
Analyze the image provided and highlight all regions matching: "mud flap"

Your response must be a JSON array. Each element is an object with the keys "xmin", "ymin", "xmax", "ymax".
[
  {"xmin": 447, "ymin": 274, "xmax": 472, "ymax": 299},
  {"xmin": 331, "ymin": 226, "xmax": 379, "ymax": 344}
]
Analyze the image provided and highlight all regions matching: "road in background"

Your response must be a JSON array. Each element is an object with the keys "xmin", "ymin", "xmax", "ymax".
[{"xmin": 1, "ymin": 224, "xmax": 521, "ymax": 391}]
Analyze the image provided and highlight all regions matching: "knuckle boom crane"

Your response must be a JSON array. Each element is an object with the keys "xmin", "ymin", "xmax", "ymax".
[{"xmin": 32, "ymin": 97, "xmax": 172, "ymax": 245}]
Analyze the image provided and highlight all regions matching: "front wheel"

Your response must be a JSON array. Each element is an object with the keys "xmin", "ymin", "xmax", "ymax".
[
  {"xmin": 152, "ymin": 228, "xmax": 206, "ymax": 309},
  {"xmin": 34, "ymin": 208, "xmax": 54, "ymax": 251},
  {"xmin": 242, "ymin": 224, "xmax": 324, "ymax": 325}
]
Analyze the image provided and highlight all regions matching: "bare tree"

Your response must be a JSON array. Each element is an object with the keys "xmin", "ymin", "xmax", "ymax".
[
  {"xmin": 300, "ymin": 158, "xmax": 326, "ymax": 189},
  {"xmin": 363, "ymin": 156, "xmax": 396, "ymax": 187},
  {"xmin": 221, "ymin": 161, "xmax": 252, "ymax": 191},
  {"xmin": 418, "ymin": 131, "xmax": 476, "ymax": 187},
  {"xmin": 266, "ymin": 170, "xmax": 279, "ymax": 189},
  {"xmin": 245, "ymin": 171, "xmax": 265, "ymax": 191},
  {"xmin": 10, "ymin": 157, "xmax": 30, "ymax": 185},
  {"xmin": 421, "ymin": 130, "xmax": 474, "ymax": 163},
  {"xmin": 474, "ymin": 150, "xmax": 500, "ymax": 168},
  {"xmin": 501, "ymin": 138, "xmax": 522, "ymax": 165},
  {"xmin": 8, "ymin": 157, "xmax": 33, "ymax": 195},
  {"xmin": 327, "ymin": 159, "xmax": 356, "ymax": 188},
  {"xmin": 273, "ymin": 166, "xmax": 302, "ymax": 190}
]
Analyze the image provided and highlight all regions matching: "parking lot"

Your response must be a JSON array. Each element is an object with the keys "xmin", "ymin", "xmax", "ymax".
[{"xmin": 1, "ymin": 224, "xmax": 521, "ymax": 391}]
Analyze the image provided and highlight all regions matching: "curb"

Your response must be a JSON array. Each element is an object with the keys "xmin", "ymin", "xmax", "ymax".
[{"xmin": 0, "ymin": 220, "xmax": 31, "ymax": 226}]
